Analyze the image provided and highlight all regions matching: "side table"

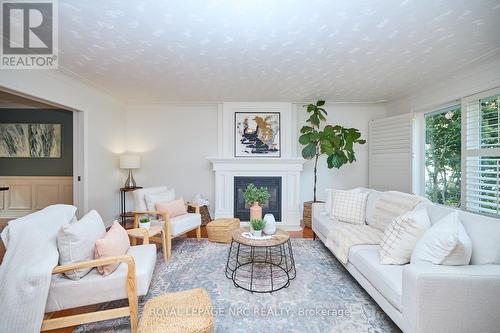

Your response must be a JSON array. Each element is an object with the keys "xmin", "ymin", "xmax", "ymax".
[{"xmin": 119, "ymin": 186, "xmax": 142, "ymax": 227}]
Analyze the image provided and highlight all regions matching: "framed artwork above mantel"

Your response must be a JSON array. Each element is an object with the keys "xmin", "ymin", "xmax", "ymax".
[{"xmin": 234, "ymin": 112, "xmax": 281, "ymax": 158}]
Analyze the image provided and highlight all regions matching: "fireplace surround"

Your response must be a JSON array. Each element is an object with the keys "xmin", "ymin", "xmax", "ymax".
[{"xmin": 208, "ymin": 102, "xmax": 305, "ymax": 230}]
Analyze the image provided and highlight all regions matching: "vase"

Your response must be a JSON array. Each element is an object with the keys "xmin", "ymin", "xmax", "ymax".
[
  {"xmin": 250, "ymin": 202, "xmax": 262, "ymax": 220},
  {"xmin": 263, "ymin": 214, "xmax": 276, "ymax": 235},
  {"xmin": 140, "ymin": 222, "xmax": 151, "ymax": 230},
  {"xmin": 252, "ymin": 229, "xmax": 262, "ymax": 237}
]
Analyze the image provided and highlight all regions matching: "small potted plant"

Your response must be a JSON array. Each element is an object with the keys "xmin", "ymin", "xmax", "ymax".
[
  {"xmin": 139, "ymin": 216, "xmax": 151, "ymax": 230},
  {"xmin": 243, "ymin": 183, "xmax": 271, "ymax": 220},
  {"xmin": 250, "ymin": 218, "xmax": 266, "ymax": 237}
]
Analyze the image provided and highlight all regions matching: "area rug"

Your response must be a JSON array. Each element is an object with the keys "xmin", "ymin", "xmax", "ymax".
[{"xmin": 75, "ymin": 239, "xmax": 400, "ymax": 333}]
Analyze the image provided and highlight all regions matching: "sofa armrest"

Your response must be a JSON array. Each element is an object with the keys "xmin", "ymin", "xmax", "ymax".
[
  {"xmin": 403, "ymin": 263, "xmax": 500, "ymax": 333},
  {"xmin": 52, "ymin": 254, "xmax": 135, "ymax": 275},
  {"xmin": 311, "ymin": 202, "xmax": 326, "ymax": 231}
]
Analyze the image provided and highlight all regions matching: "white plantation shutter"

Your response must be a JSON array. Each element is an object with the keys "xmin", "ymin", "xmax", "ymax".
[
  {"xmin": 369, "ymin": 113, "xmax": 413, "ymax": 193},
  {"xmin": 462, "ymin": 87, "xmax": 500, "ymax": 217}
]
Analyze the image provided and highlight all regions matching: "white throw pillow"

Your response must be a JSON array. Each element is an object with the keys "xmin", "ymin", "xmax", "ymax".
[
  {"xmin": 411, "ymin": 211, "xmax": 472, "ymax": 265},
  {"xmin": 145, "ymin": 189, "xmax": 175, "ymax": 211},
  {"xmin": 330, "ymin": 190, "xmax": 368, "ymax": 224},
  {"xmin": 133, "ymin": 186, "xmax": 168, "ymax": 211},
  {"xmin": 322, "ymin": 188, "xmax": 362, "ymax": 216},
  {"xmin": 57, "ymin": 210, "xmax": 106, "ymax": 280},
  {"xmin": 379, "ymin": 209, "xmax": 431, "ymax": 265}
]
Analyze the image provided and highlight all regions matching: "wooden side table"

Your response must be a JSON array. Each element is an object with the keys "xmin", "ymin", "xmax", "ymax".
[{"xmin": 119, "ymin": 186, "xmax": 143, "ymax": 227}]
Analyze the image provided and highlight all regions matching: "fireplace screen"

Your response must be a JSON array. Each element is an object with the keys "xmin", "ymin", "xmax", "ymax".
[{"xmin": 234, "ymin": 176, "xmax": 282, "ymax": 222}]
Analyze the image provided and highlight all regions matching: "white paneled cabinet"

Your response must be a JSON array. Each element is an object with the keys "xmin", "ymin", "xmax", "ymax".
[{"xmin": 0, "ymin": 176, "xmax": 73, "ymax": 218}]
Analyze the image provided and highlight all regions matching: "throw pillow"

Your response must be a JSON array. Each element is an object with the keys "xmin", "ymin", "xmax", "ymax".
[
  {"xmin": 156, "ymin": 198, "xmax": 188, "ymax": 218},
  {"xmin": 57, "ymin": 210, "xmax": 106, "ymax": 280},
  {"xmin": 371, "ymin": 191, "xmax": 423, "ymax": 232},
  {"xmin": 145, "ymin": 189, "xmax": 175, "ymax": 211},
  {"xmin": 330, "ymin": 190, "xmax": 368, "ymax": 224},
  {"xmin": 132, "ymin": 186, "xmax": 168, "ymax": 211},
  {"xmin": 322, "ymin": 188, "xmax": 362, "ymax": 216},
  {"xmin": 411, "ymin": 211, "xmax": 472, "ymax": 265},
  {"xmin": 95, "ymin": 221, "xmax": 131, "ymax": 276},
  {"xmin": 379, "ymin": 209, "xmax": 431, "ymax": 265}
]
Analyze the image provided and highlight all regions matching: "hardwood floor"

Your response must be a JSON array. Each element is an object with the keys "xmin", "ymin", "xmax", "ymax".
[{"xmin": 41, "ymin": 224, "xmax": 315, "ymax": 333}]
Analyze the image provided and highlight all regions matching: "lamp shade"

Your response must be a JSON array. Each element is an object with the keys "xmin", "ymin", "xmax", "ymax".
[{"xmin": 119, "ymin": 155, "xmax": 141, "ymax": 169}]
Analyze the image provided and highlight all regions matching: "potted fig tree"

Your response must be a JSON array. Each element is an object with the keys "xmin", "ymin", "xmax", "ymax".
[
  {"xmin": 243, "ymin": 183, "xmax": 271, "ymax": 220},
  {"xmin": 299, "ymin": 100, "xmax": 366, "ymax": 226}
]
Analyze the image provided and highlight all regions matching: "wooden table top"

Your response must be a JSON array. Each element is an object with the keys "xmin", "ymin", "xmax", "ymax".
[{"xmin": 232, "ymin": 227, "xmax": 289, "ymax": 247}]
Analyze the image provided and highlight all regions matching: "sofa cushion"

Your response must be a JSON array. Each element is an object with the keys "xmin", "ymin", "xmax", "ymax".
[
  {"xmin": 312, "ymin": 213, "xmax": 338, "ymax": 239},
  {"xmin": 371, "ymin": 191, "xmax": 424, "ymax": 232},
  {"xmin": 411, "ymin": 212, "xmax": 472, "ymax": 265},
  {"xmin": 170, "ymin": 213, "xmax": 201, "ymax": 237},
  {"xmin": 133, "ymin": 186, "xmax": 168, "ymax": 211},
  {"xmin": 330, "ymin": 190, "xmax": 368, "ymax": 224},
  {"xmin": 324, "ymin": 222, "xmax": 384, "ymax": 264},
  {"xmin": 46, "ymin": 244, "xmax": 156, "ymax": 313},
  {"xmin": 57, "ymin": 210, "xmax": 106, "ymax": 280},
  {"xmin": 349, "ymin": 245, "xmax": 403, "ymax": 311},
  {"xmin": 423, "ymin": 202, "xmax": 500, "ymax": 265}
]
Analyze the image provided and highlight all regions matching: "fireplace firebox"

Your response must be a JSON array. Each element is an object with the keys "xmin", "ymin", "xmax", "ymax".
[{"xmin": 234, "ymin": 176, "xmax": 282, "ymax": 222}]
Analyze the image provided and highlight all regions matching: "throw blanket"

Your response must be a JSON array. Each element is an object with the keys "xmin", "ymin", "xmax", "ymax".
[
  {"xmin": 0, "ymin": 204, "xmax": 77, "ymax": 333},
  {"xmin": 371, "ymin": 191, "xmax": 423, "ymax": 232},
  {"xmin": 325, "ymin": 222, "xmax": 384, "ymax": 264}
]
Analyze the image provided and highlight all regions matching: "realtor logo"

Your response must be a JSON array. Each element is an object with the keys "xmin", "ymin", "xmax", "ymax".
[{"xmin": 1, "ymin": 0, "xmax": 58, "ymax": 69}]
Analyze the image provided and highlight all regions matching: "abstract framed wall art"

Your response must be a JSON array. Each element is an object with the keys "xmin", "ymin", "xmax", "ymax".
[
  {"xmin": 0, "ymin": 123, "xmax": 62, "ymax": 158},
  {"xmin": 235, "ymin": 112, "xmax": 280, "ymax": 157}
]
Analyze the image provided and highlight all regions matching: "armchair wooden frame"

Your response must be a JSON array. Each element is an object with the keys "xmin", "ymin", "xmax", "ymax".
[
  {"xmin": 132, "ymin": 203, "xmax": 201, "ymax": 261},
  {"xmin": 41, "ymin": 229, "xmax": 149, "ymax": 333}
]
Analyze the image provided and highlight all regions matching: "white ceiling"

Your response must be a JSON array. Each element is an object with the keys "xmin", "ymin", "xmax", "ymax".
[{"xmin": 58, "ymin": 0, "xmax": 500, "ymax": 103}]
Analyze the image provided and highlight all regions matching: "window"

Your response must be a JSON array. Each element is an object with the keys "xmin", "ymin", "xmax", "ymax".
[
  {"xmin": 424, "ymin": 105, "xmax": 462, "ymax": 206},
  {"xmin": 464, "ymin": 90, "xmax": 500, "ymax": 217}
]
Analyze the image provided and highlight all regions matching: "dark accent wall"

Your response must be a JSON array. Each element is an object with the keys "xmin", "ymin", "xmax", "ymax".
[{"xmin": 0, "ymin": 109, "xmax": 73, "ymax": 176}]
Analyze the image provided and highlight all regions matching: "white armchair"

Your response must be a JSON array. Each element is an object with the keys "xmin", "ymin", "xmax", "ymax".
[
  {"xmin": 131, "ymin": 187, "xmax": 202, "ymax": 261},
  {"xmin": 43, "ymin": 229, "xmax": 156, "ymax": 333}
]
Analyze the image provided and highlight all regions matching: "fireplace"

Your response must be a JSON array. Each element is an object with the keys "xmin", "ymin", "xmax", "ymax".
[{"xmin": 234, "ymin": 176, "xmax": 282, "ymax": 222}]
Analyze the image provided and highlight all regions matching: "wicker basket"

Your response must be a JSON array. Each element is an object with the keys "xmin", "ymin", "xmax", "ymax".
[
  {"xmin": 206, "ymin": 218, "xmax": 240, "ymax": 243},
  {"xmin": 187, "ymin": 205, "xmax": 212, "ymax": 226},
  {"xmin": 138, "ymin": 288, "xmax": 213, "ymax": 333}
]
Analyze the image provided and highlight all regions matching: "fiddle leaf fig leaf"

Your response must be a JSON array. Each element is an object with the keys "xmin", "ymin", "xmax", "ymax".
[
  {"xmin": 302, "ymin": 142, "xmax": 316, "ymax": 159},
  {"xmin": 299, "ymin": 133, "xmax": 310, "ymax": 145},
  {"xmin": 316, "ymin": 100, "xmax": 325, "ymax": 106},
  {"xmin": 300, "ymin": 125, "xmax": 314, "ymax": 133}
]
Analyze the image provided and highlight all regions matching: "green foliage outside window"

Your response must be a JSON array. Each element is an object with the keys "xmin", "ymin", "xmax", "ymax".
[{"xmin": 425, "ymin": 106, "xmax": 461, "ymax": 206}]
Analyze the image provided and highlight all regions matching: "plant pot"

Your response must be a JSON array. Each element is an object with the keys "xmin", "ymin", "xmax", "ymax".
[
  {"xmin": 250, "ymin": 202, "xmax": 262, "ymax": 220},
  {"xmin": 251, "ymin": 229, "xmax": 262, "ymax": 237},
  {"xmin": 263, "ymin": 213, "xmax": 277, "ymax": 235},
  {"xmin": 140, "ymin": 222, "xmax": 151, "ymax": 230}
]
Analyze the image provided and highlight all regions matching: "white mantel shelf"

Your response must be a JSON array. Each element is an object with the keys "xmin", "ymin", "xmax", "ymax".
[{"xmin": 208, "ymin": 157, "xmax": 306, "ymax": 171}]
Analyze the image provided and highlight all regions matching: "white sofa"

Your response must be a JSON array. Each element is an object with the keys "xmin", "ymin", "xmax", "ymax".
[{"xmin": 312, "ymin": 188, "xmax": 500, "ymax": 333}]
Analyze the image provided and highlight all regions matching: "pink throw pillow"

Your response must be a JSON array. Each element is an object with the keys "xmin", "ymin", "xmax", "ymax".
[
  {"xmin": 156, "ymin": 198, "xmax": 187, "ymax": 218},
  {"xmin": 94, "ymin": 221, "xmax": 130, "ymax": 276}
]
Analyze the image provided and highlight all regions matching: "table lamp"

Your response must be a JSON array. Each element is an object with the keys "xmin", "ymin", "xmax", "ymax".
[{"xmin": 120, "ymin": 154, "xmax": 140, "ymax": 188}]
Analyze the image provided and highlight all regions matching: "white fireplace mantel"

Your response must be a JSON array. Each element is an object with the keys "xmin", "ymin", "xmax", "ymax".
[
  {"xmin": 208, "ymin": 157, "xmax": 306, "ymax": 230},
  {"xmin": 208, "ymin": 102, "xmax": 306, "ymax": 231}
]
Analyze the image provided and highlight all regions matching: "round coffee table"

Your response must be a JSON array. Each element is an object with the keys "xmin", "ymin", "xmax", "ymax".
[{"xmin": 225, "ymin": 227, "xmax": 296, "ymax": 293}]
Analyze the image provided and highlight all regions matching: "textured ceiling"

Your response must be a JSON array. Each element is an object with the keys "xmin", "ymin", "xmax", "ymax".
[{"xmin": 57, "ymin": 0, "xmax": 500, "ymax": 102}]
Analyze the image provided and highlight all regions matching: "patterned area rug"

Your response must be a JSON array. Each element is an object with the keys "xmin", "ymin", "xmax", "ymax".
[{"xmin": 75, "ymin": 239, "xmax": 400, "ymax": 333}]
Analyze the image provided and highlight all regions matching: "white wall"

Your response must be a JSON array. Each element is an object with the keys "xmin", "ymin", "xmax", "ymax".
[
  {"xmin": 125, "ymin": 102, "xmax": 386, "ymax": 213},
  {"xmin": 125, "ymin": 104, "xmax": 219, "ymax": 212},
  {"xmin": 0, "ymin": 70, "xmax": 126, "ymax": 223},
  {"xmin": 386, "ymin": 55, "xmax": 500, "ymax": 115},
  {"xmin": 296, "ymin": 103, "xmax": 387, "ymax": 203}
]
